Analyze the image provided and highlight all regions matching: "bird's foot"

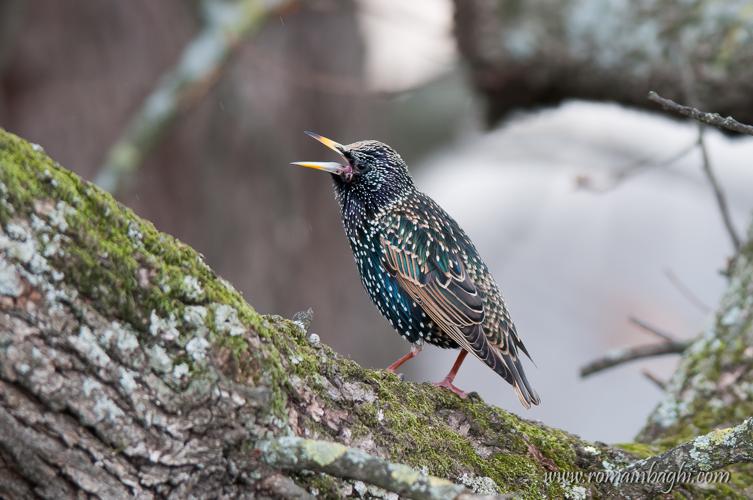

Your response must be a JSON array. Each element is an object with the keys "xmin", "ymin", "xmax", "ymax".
[
  {"xmin": 384, "ymin": 366, "xmax": 405, "ymax": 380},
  {"xmin": 432, "ymin": 378, "xmax": 468, "ymax": 399}
]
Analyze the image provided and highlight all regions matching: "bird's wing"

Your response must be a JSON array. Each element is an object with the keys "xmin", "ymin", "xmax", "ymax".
[{"xmin": 379, "ymin": 219, "xmax": 539, "ymax": 407}]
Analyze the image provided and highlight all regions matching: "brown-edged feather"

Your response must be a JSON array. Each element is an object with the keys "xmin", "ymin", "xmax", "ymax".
[{"xmin": 380, "ymin": 216, "xmax": 540, "ymax": 408}]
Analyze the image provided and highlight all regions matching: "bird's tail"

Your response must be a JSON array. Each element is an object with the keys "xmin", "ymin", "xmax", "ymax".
[
  {"xmin": 499, "ymin": 346, "xmax": 540, "ymax": 409},
  {"xmin": 462, "ymin": 323, "xmax": 540, "ymax": 408}
]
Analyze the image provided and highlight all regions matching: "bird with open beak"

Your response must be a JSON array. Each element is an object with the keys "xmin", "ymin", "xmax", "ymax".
[{"xmin": 291, "ymin": 131, "xmax": 539, "ymax": 407}]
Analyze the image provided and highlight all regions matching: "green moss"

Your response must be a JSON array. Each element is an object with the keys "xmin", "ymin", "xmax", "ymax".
[
  {"xmin": 615, "ymin": 442, "xmax": 662, "ymax": 458},
  {"xmin": 255, "ymin": 302, "xmax": 616, "ymax": 497},
  {"xmin": 268, "ymin": 326, "xmax": 591, "ymax": 496},
  {"xmin": 253, "ymin": 305, "xmax": 585, "ymax": 497},
  {"xmin": 0, "ymin": 131, "xmax": 250, "ymax": 326},
  {"xmin": 292, "ymin": 472, "xmax": 341, "ymax": 498},
  {"xmin": 0, "ymin": 128, "xmax": 284, "ymax": 415}
]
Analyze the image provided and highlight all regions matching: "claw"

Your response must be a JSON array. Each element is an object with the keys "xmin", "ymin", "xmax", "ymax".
[
  {"xmin": 433, "ymin": 378, "xmax": 468, "ymax": 399},
  {"xmin": 430, "ymin": 349, "xmax": 469, "ymax": 398}
]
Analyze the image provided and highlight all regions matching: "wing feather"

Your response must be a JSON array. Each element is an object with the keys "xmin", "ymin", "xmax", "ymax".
[{"xmin": 380, "ymin": 227, "xmax": 539, "ymax": 407}]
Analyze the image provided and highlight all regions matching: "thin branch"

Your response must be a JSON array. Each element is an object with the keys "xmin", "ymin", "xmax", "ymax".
[
  {"xmin": 580, "ymin": 341, "xmax": 691, "ymax": 378},
  {"xmin": 641, "ymin": 369, "xmax": 667, "ymax": 390},
  {"xmin": 663, "ymin": 268, "xmax": 712, "ymax": 313},
  {"xmin": 697, "ymin": 125, "xmax": 742, "ymax": 252},
  {"xmin": 628, "ymin": 316, "xmax": 677, "ymax": 343},
  {"xmin": 617, "ymin": 418, "xmax": 753, "ymax": 491},
  {"xmin": 648, "ymin": 91, "xmax": 753, "ymax": 136},
  {"xmin": 257, "ymin": 437, "xmax": 473, "ymax": 500},
  {"xmin": 94, "ymin": 0, "xmax": 294, "ymax": 194},
  {"xmin": 575, "ymin": 139, "xmax": 697, "ymax": 192},
  {"xmin": 610, "ymin": 139, "xmax": 697, "ymax": 182}
]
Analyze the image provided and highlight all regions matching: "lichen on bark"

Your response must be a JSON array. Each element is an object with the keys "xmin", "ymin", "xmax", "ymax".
[
  {"xmin": 1, "ymin": 128, "xmax": 752, "ymax": 498},
  {"xmin": 453, "ymin": 0, "xmax": 753, "ymax": 126}
]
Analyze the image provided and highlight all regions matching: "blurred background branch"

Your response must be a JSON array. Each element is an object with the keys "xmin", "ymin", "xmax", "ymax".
[
  {"xmin": 697, "ymin": 123, "xmax": 742, "ymax": 252},
  {"xmin": 94, "ymin": 0, "xmax": 295, "ymax": 194},
  {"xmin": 580, "ymin": 339, "xmax": 691, "ymax": 378},
  {"xmin": 454, "ymin": 0, "xmax": 753, "ymax": 126},
  {"xmin": 663, "ymin": 269, "xmax": 712, "ymax": 314},
  {"xmin": 648, "ymin": 91, "xmax": 753, "ymax": 137},
  {"xmin": 575, "ymin": 139, "xmax": 698, "ymax": 192},
  {"xmin": 581, "ymin": 90, "xmax": 753, "ymax": 380},
  {"xmin": 649, "ymin": 90, "xmax": 744, "ymax": 253},
  {"xmin": 641, "ymin": 369, "xmax": 667, "ymax": 390}
]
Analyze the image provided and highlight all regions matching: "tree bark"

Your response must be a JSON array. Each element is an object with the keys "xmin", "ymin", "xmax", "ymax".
[
  {"xmin": 453, "ymin": 0, "xmax": 753, "ymax": 127},
  {"xmin": 1, "ymin": 128, "xmax": 752, "ymax": 498}
]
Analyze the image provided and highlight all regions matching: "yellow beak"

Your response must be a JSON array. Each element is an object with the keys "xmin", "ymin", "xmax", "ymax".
[
  {"xmin": 289, "ymin": 161, "xmax": 346, "ymax": 174},
  {"xmin": 303, "ymin": 130, "xmax": 345, "ymax": 154},
  {"xmin": 291, "ymin": 131, "xmax": 350, "ymax": 175}
]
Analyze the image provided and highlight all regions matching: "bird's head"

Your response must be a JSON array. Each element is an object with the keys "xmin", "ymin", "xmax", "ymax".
[{"xmin": 291, "ymin": 131, "xmax": 415, "ymax": 209}]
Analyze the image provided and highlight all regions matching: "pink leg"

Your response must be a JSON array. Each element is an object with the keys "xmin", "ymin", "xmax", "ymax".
[
  {"xmin": 433, "ymin": 350, "xmax": 469, "ymax": 398},
  {"xmin": 386, "ymin": 343, "xmax": 423, "ymax": 373}
]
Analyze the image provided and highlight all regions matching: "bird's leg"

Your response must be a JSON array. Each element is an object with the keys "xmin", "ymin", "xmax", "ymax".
[
  {"xmin": 433, "ymin": 350, "xmax": 469, "ymax": 398},
  {"xmin": 385, "ymin": 342, "xmax": 423, "ymax": 373}
]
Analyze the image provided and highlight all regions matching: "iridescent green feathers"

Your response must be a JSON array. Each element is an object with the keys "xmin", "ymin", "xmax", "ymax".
[{"xmin": 379, "ymin": 193, "xmax": 540, "ymax": 408}]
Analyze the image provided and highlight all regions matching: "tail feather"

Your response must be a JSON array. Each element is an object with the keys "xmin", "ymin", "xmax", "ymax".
[
  {"xmin": 460, "ymin": 324, "xmax": 540, "ymax": 408},
  {"xmin": 500, "ymin": 347, "xmax": 540, "ymax": 408}
]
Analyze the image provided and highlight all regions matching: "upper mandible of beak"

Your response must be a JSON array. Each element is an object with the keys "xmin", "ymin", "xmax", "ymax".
[
  {"xmin": 304, "ymin": 130, "xmax": 345, "ymax": 155},
  {"xmin": 290, "ymin": 131, "xmax": 351, "ymax": 175}
]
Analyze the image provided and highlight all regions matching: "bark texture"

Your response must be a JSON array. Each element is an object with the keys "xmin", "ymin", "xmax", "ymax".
[
  {"xmin": 1, "ymin": 128, "xmax": 752, "ymax": 498},
  {"xmin": 453, "ymin": 0, "xmax": 753, "ymax": 127}
]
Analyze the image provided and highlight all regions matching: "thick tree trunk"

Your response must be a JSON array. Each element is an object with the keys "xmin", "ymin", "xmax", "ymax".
[
  {"xmin": 453, "ymin": 0, "xmax": 753, "ymax": 127},
  {"xmin": 1, "ymin": 129, "xmax": 752, "ymax": 498}
]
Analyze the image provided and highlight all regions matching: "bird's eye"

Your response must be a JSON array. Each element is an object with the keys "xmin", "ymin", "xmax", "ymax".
[
  {"xmin": 343, "ymin": 151, "xmax": 371, "ymax": 175},
  {"xmin": 346, "ymin": 153, "xmax": 370, "ymax": 174},
  {"xmin": 356, "ymin": 161, "xmax": 371, "ymax": 174}
]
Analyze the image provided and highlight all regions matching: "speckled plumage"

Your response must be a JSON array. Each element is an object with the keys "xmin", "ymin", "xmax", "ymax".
[{"xmin": 297, "ymin": 136, "xmax": 539, "ymax": 407}]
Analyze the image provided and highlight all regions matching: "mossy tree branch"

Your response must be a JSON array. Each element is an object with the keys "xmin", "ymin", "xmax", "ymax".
[
  {"xmin": 257, "ymin": 437, "xmax": 471, "ymax": 499},
  {"xmin": 1, "ymin": 128, "xmax": 752, "ymax": 498},
  {"xmin": 454, "ymin": 0, "xmax": 753, "ymax": 127},
  {"xmin": 620, "ymin": 418, "xmax": 753, "ymax": 495}
]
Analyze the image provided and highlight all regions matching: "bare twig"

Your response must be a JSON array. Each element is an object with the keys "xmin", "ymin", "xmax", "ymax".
[
  {"xmin": 697, "ymin": 125, "xmax": 742, "ymax": 251},
  {"xmin": 258, "ymin": 437, "xmax": 473, "ymax": 500},
  {"xmin": 628, "ymin": 316, "xmax": 677, "ymax": 343},
  {"xmin": 647, "ymin": 91, "xmax": 744, "ymax": 253},
  {"xmin": 575, "ymin": 139, "xmax": 697, "ymax": 192},
  {"xmin": 580, "ymin": 340, "xmax": 691, "ymax": 378},
  {"xmin": 648, "ymin": 91, "xmax": 753, "ymax": 136},
  {"xmin": 94, "ymin": 0, "xmax": 293, "ymax": 194},
  {"xmin": 663, "ymin": 268, "xmax": 712, "ymax": 313},
  {"xmin": 610, "ymin": 139, "xmax": 698, "ymax": 183},
  {"xmin": 617, "ymin": 418, "xmax": 753, "ymax": 491},
  {"xmin": 641, "ymin": 369, "xmax": 667, "ymax": 390}
]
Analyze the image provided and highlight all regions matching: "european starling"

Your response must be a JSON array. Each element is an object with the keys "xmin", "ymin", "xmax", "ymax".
[{"xmin": 292, "ymin": 132, "xmax": 540, "ymax": 408}]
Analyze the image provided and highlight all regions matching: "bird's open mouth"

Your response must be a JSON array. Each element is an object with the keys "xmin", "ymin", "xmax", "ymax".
[{"xmin": 291, "ymin": 131, "xmax": 353, "ymax": 180}]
